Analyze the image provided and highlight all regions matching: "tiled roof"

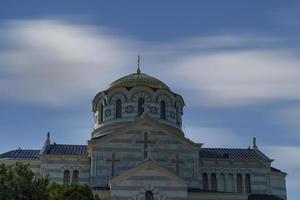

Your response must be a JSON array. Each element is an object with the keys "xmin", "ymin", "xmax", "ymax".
[
  {"xmin": 0, "ymin": 149, "xmax": 40, "ymax": 160},
  {"xmin": 248, "ymin": 194, "xmax": 283, "ymax": 200},
  {"xmin": 199, "ymin": 148, "xmax": 271, "ymax": 161},
  {"xmin": 43, "ymin": 144, "xmax": 87, "ymax": 156}
]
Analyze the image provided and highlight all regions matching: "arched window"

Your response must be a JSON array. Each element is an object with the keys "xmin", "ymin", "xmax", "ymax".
[
  {"xmin": 202, "ymin": 173, "xmax": 209, "ymax": 190},
  {"xmin": 98, "ymin": 105, "xmax": 103, "ymax": 123},
  {"xmin": 236, "ymin": 173, "xmax": 243, "ymax": 193},
  {"xmin": 211, "ymin": 173, "xmax": 218, "ymax": 191},
  {"xmin": 245, "ymin": 174, "xmax": 251, "ymax": 193},
  {"xmin": 219, "ymin": 173, "xmax": 226, "ymax": 192},
  {"xmin": 116, "ymin": 99, "xmax": 122, "ymax": 118},
  {"xmin": 160, "ymin": 101, "xmax": 166, "ymax": 120},
  {"xmin": 72, "ymin": 170, "xmax": 79, "ymax": 183},
  {"xmin": 145, "ymin": 191, "xmax": 153, "ymax": 200},
  {"xmin": 138, "ymin": 98, "xmax": 145, "ymax": 116},
  {"xmin": 176, "ymin": 108, "xmax": 180, "ymax": 125},
  {"xmin": 63, "ymin": 170, "xmax": 70, "ymax": 184}
]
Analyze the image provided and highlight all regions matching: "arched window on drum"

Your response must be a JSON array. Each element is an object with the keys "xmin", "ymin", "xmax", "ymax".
[
  {"xmin": 98, "ymin": 104, "xmax": 104, "ymax": 123},
  {"xmin": 176, "ymin": 108, "xmax": 181, "ymax": 125},
  {"xmin": 160, "ymin": 101, "xmax": 166, "ymax": 120},
  {"xmin": 116, "ymin": 99, "xmax": 122, "ymax": 119},
  {"xmin": 138, "ymin": 98, "xmax": 145, "ymax": 116}
]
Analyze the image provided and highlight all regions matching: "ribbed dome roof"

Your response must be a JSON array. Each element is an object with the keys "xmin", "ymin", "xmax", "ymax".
[{"xmin": 107, "ymin": 72, "xmax": 170, "ymax": 90}]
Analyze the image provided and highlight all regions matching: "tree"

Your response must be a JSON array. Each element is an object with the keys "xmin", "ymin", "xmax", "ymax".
[
  {"xmin": 0, "ymin": 162, "xmax": 99, "ymax": 200},
  {"xmin": 48, "ymin": 183, "xmax": 95, "ymax": 200},
  {"xmin": 0, "ymin": 162, "xmax": 49, "ymax": 200}
]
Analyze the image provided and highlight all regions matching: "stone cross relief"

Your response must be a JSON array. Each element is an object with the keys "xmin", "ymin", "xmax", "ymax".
[
  {"xmin": 171, "ymin": 154, "xmax": 184, "ymax": 175},
  {"xmin": 136, "ymin": 132, "xmax": 156, "ymax": 159},
  {"xmin": 106, "ymin": 153, "xmax": 120, "ymax": 177}
]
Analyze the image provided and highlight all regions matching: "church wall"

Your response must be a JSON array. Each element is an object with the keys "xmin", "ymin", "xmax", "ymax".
[
  {"xmin": 270, "ymin": 171, "xmax": 287, "ymax": 200},
  {"xmin": 110, "ymin": 164, "xmax": 188, "ymax": 200},
  {"xmin": 40, "ymin": 155, "xmax": 90, "ymax": 185},
  {"xmin": 198, "ymin": 159, "xmax": 271, "ymax": 195},
  {"xmin": 90, "ymin": 124, "xmax": 199, "ymax": 188}
]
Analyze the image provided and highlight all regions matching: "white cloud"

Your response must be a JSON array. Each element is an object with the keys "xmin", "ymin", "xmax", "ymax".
[
  {"xmin": 0, "ymin": 20, "xmax": 135, "ymax": 106},
  {"xmin": 1, "ymin": 19, "xmax": 300, "ymax": 107},
  {"xmin": 172, "ymin": 50, "xmax": 300, "ymax": 106}
]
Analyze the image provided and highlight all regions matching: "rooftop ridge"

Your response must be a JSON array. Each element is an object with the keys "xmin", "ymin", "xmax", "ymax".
[
  {"xmin": 0, "ymin": 149, "xmax": 40, "ymax": 160},
  {"xmin": 50, "ymin": 143, "xmax": 87, "ymax": 146},
  {"xmin": 199, "ymin": 147, "xmax": 271, "ymax": 161}
]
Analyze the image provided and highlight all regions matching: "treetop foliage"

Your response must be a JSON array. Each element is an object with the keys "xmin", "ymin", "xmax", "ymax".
[{"xmin": 0, "ymin": 163, "xmax": 100, "ymax": 200}]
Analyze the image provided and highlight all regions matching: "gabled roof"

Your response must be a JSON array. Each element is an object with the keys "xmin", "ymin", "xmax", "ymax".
[
  {"xmin": 109, "ymin": 159, "xmax": 187, "ymax": 186},
  {"xmin": 0, "ymin": 149, "xmax": 40, "ymax": 160},
  {"xmin": 42, "ymin": 144, "xmax": 87, "ymax": 156},
  {"xmin": 199, "ymin": 148, "xmax": 271, "ymax": 161}
]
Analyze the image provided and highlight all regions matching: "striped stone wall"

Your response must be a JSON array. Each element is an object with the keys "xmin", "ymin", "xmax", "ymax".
[
  {"xmin": 40, "ymin": 155, "xmax": 90, "ymax": 185},
  {"xmin": 270, "ymin": 171, "xmax": 287, "ymax": 200},
  {"xmin": 198, "ymin": 159, "xmax": 272, "ymax": 195},
  {"xmin": 90, "ymin": 123, "xmax": 199, "ymax": 188},
  {"xmin": 109, "ymin": 161, "xmax": 187, "ymax": 200}
]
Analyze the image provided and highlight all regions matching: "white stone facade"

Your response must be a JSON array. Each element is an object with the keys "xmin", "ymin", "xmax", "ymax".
[{"xmin": 0, "ymin": 71, "xmax": 287, "ymax": 200}]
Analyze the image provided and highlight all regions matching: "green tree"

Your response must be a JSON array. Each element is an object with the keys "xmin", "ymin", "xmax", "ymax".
[
  {"xmin": 0, "ymin": 162, "xmax": 99, "ymax": 200},
  {"xmin": 48, "ymin": 183, "xmax": 95, "ymax": 200},
  {"xmin": 0, "ymin": 162, "xmax": 49, "ymax": 200}
]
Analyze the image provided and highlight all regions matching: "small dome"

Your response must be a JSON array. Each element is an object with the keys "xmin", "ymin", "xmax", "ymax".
[{"xmin": 107, "ymin": 72, "xmax": 170, "ymax": 90}]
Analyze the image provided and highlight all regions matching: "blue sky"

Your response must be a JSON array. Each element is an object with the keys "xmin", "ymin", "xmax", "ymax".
[{"xmin": 0, "ymin": 1, "xmax": 299, "ymax": 199}]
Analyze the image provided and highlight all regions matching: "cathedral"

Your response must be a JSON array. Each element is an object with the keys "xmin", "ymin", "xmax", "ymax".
[{"xmin": 0, "ymin": 67, "xmax": 287, "ymax": 200}]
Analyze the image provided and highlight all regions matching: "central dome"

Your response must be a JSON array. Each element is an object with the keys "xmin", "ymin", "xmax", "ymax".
[
  {"xmin": 107, "ymin": 72, "xmax": 170, "ymax": 90},
  {"xmin": 92, "ymin": 68, "xmax": 185, "ymax": 138}
]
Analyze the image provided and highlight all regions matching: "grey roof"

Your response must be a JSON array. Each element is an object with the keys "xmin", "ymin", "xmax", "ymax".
[
  {"xmin": 0, "ymin": 149, "xmax": 40, "ymax": 160},
  {"xmin": 43, "ymin": 144, "xmax": 88, "ymax": 156},
  {"xmin": 199, "ymin": 148, "xmax": 271, "ymax": 161}
]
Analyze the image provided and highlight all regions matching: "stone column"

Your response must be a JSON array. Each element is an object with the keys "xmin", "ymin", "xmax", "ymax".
[
  {"xmin": 200, "ymin": 171, "xmax": 203, "ymax": 189},
  {"xmin": 224, "ymin": 173, "xmax": 228, "ymax": 192},
  {"xmin": 216, "ymin": 173, "xmax": 221, "ymax": 191}
]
